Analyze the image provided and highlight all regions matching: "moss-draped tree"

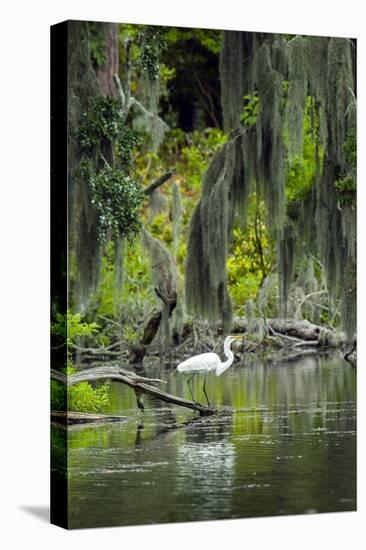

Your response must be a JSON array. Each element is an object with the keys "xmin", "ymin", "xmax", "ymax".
[{"xmin": 185, "ymin": 32, "xmax": 356, "ymax": 338}]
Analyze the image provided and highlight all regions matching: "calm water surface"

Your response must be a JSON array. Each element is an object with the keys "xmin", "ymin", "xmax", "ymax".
[{"xmin": 52, "ymin": 354, "xmax": 356, "ymax": 528}]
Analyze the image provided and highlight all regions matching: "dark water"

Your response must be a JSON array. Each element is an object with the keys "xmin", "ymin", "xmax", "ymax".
[{"xmin": 52, "ymin": 354, "xmax": 356, "ymax": 529}]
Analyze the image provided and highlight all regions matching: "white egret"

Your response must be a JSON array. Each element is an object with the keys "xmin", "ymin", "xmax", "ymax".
[{"xmin": 177, "ymin": 335, "xmax": 241, "ymax": 406}]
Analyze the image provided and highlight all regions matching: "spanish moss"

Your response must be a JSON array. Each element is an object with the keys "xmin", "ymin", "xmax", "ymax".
[{"xmin": 186, "ymin": 31, "xmax": 356, "ymax": 337}]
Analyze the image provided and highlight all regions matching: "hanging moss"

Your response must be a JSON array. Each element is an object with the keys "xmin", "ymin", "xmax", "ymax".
[
  {"xmin": 254, "ymin": 41, "xmax": 286, "ymax": 228},
  {"xmin": 137, "ymin": 26, "xmax": 169, "ymax": 151},
  {"xmin": 286, "ymin": 36, "xmax": 309, "ymax": 159},
  {"xmin": 219, "ymin": 31, "xmax": 244, "ymax": 132},
  {"xmin": 185, "ymin": 136, "xmax": 250, "ymax": 330},
  {"xmin": 113, "ymin": 237, "xmax": 125, "ymax": 317},
  {"xmin": 326, "ymin": 38, "xmax": 355, "ymax": 165},
  {"xmin": 141, "ymin": 226, "xmax": 176, "ymax": 297},
  {"xmin": 171, "ymin": 181, "xmax": 184, "ymax": 257},
  {"xmin": 277, "ymin": 224, "xmax": 295, "ymax": 317},
  {"xmin": 141, "ymin": 227, "xmax": 177, "ymax": 351},
  {"xmin": 68, "ymin": 21, "xmax": 101, "ymax": 312},
  {"xmin": 185, "ymin": 30, "xmax": 356, "ymax": 338}
]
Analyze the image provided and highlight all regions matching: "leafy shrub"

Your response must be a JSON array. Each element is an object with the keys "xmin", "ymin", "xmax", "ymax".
[
  {"xmin": 89, "ymin": 167, "xmax": 144, "ymax": 241},
  {"xmin": 77, "ymin": 96, "xmax": 125, "ymax": 148},
  {"xmin": 51, "ymin": 311, "xmax": 99, "ymax": 346},
  {"xmin": 51, "ymin": 380, "xmax": 110, "ymax": 413},
  {"xmin": 138, "ymin": 26, "xmax": 167, "ymax": 80},
  {"xmin": 51, "ymin": 311, "xmax": 111, "ymax": 413},
  {"xmin": 51, "ymin": 380, "xmax": 67, "ymax": 411},
  {"xmin": 240, "ymin": 93, "xmax": 259, "ymax": 127},
  {"xmin": 227, "ymin": 199, "xmax": 274, "ymax": 313},
  {"xmin": 68, "ymin": 381, "xmax": 110, "ymax": 413}
]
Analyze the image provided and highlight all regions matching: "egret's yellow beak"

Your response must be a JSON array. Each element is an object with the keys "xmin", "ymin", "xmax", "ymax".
[{"xmin": 230, "ymin": 335, "xmax": 242, "ymax": 340}]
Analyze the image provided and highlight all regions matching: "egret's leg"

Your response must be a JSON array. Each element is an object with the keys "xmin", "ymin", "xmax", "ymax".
[
  {"xmin": 187, "ymin": 374, "xmax": 196, "ymax": 403},
  {"xmin": 202, "ymin": 374, "xmax": 210, "ymax": 407}
]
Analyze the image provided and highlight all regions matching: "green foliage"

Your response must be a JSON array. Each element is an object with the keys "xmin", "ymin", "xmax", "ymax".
[
  {"xmin": 149, "ymin": 213, "xmax": 173, "ymax": 246},
  {"xmin": 139, "ymin": 26, "xmax": 167, "ymax": 80},
  {"xmin": 77, "ymin": 96, "xmax": 125, "ymax": 149},
  {"xmin": 240, "ymin": 93, "xmax": 259, "ymax": 127},
  {"xmin": 91, "ymin": 239, "xmax": 153, "ymax": 323},
  {"xmin": 163, "ymin": 128, "xmax": 227, "ymax": 191},
  {"xmin": 165, "ymin": 27, "xmax": 222, "ymax": 54},
  {"xmin": 51, "ymin": 311, "xmax": 99, "ymax": 346},
  {"xmin": 76, "ymin": 96, "xmax": 145, "ymax": 243},
  {"xmin": 343, "ymin": 128, "xmax": 357, "ymax": 167},
  {"xmin": 159, "ymin": 63, "xmax": 176, "ymax": 82},
  {"xmin": 335, "ymin": 129, "xmax": 356, "ymax": 205},
  {"xmin": 88, "ymin": 167, "xmax": 144, "ymax": 241},
  {"xmin": 50, "ymin": 379, "xmax": 111, "ymax": 413},
  {"xmin": 68, "ymin": 381, "xmax": 110, "ymax": 413},
  {"xmin": 87, "ymin": 22, "xmax": 107, "ymax": 66},
  {"xmin": 51, "ymin": 380, "xmax": 66, "ymax": 410},
  {"xmin": 285, "ymin": 97, "xmax": 324, "ymax": 203},
  {"xmin": 90, "ymin": 240, "xmax": 117, "ymax": 317},
  {"xmin": 334, "ymin": 175, "xmax": 356, "ymax": 206},
  {"xmin": 122, "ymin": 325, "xmax": 138, "ymax": 343},
  {"xmin": 227, "ymin": 198, "xmax": 275, "ymax": 312},
  {"xmin": 51, "ymin": 311, "xmax": 111, "ymax": 413},
  {"xmin": 116, "ymin": 128, "xmax": 142, "ymax": 170}
]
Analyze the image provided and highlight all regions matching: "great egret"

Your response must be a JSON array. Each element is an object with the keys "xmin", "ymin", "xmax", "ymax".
[{"xmin": 177, "ymin": 335, "xmax": 241, "ymax": 406}]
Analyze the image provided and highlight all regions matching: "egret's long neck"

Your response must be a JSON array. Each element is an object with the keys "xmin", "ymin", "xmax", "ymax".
[{"xmin": 216, "ymin": 340, "xmax": 234, "ymax": 376}]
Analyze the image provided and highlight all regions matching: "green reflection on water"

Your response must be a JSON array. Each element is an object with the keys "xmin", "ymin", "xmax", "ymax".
[{"xmin": 53, "ymin": 353, "xmax": 356, "ymax": 528}]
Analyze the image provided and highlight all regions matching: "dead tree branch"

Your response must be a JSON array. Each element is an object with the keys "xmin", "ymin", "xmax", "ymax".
[
  {"xmin": 51, "ymin": 366, "xmax": 215, "ymax": 415},
  {"xmin": 144, "ymin": 171, "xmax": 174, "ymax": 195}
]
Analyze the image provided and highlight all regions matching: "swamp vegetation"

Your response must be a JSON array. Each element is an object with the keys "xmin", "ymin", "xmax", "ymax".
[
  {"xmin": 51, "ymin": 21, "xmax": 356, "ymax": 414},
  {"xmin": 50, "ymin": 21, "xmax": 357, "ymax": 527}
]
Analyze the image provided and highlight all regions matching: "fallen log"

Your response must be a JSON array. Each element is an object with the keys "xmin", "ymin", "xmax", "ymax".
[
  {"xmin": 51, "ymin": 366, "xmax": 215, "ymax": 415},
  {"xmin": 270, "ymin": 348, "xmax": 319, "ymax": 363},
  {"xmin": 232, "ymin": 317, "xmax": 351, "ymax": 347}
]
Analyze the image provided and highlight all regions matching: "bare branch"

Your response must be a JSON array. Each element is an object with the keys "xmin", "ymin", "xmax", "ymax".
[
  {"xmin": 51, "ymin": 366, "xmax": 215, "ymax": 415},
  {"xmin": 144, "ymin": 171, "xmax": 174, "ymax": 195}
]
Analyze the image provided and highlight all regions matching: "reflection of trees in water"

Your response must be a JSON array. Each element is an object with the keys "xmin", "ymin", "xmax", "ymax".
[
  {"xmin": 66, "ymin": 356, "xmax": 355, "ymax": 527},
  {"xmin": 236, "ymin": 354, "xmax": 355, "ymax": 435}
]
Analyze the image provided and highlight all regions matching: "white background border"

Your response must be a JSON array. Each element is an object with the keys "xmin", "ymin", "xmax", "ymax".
[{"xmin": 0, "ymin": 1, "xmax": 364, "ymax": 548}]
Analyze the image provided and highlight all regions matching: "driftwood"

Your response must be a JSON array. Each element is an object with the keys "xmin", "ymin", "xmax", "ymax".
[
  {"xmin": 232, "ymin": 317, "xmax": 352, "ymax": 347},
  {"xmin": 51, "ymin": 366, "xmax": 166, "ymax": 386},
  {"xmin": 51, "ymin": 366, "xmax": 215, "ymax": 415}
]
